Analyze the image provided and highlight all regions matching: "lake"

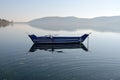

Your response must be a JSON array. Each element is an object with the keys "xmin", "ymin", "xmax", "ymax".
[{"xmin": 0, "ymin": 24, "xmax": 120, "ymax": 80}]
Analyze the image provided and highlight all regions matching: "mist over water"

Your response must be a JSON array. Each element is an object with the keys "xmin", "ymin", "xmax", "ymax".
[{"xmin": 1, "ymin": 24, "xmax": 120, "ymax": 80}]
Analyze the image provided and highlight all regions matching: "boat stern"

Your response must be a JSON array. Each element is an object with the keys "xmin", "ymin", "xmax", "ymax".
[{"xmin": 80, "ymin": 33, "xmax": 91, "ymax": 42}]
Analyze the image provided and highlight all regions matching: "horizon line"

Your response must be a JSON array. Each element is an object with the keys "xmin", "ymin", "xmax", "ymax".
[{"xmin": 14, "ymin": 15, "xmax": 120, "ymax": 23}]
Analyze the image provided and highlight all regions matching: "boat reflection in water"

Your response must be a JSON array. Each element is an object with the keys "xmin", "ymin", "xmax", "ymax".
[{"xmin": 29, "ymin": 43, "xmax": 88, "ymax": 53}]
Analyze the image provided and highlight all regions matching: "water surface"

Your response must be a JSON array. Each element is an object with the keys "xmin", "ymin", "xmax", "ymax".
[{"xmin": 0, "ymin": 24, "xmax": 120, "ymax": 80}]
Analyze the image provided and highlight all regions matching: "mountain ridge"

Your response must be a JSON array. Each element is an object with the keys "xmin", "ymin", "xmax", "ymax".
[
  {"xmin": 29, "ymin": 15, "xmax": 120, "ymax": 22},
  {"xmin": 28, "ymin": 16, "xmax": 120, "ymax": 32}
]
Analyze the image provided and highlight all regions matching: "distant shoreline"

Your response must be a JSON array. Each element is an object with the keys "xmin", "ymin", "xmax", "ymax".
[{"xmin": 0, "ymin": 19, "xmax": 12, "ymax": 27}]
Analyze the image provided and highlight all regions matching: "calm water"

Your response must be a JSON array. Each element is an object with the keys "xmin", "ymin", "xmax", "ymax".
[{"xmin": 1, "ymin": 24, "xmax": 120, "ymax": 80}]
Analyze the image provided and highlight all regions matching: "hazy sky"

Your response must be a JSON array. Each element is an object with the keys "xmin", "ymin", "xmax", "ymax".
[{"xmin": 0, "ymin": 0, "xmax": 120, "ymax": 22}]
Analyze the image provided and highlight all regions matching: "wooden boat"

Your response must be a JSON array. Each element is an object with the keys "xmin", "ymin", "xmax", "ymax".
[{"xmin": 28, "ymin": 33, "xmax": 91, "ymax": 44}]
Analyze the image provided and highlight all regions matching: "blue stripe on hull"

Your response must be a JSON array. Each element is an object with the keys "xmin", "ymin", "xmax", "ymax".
[{"xmin": 33, "ymin": 37, "xmax": 81, "ymax": 44}]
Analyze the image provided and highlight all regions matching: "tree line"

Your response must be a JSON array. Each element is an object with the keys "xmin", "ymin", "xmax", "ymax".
[{"xmin": 0, "ymin": 19, "xmax": 12, "ymax": 27}]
